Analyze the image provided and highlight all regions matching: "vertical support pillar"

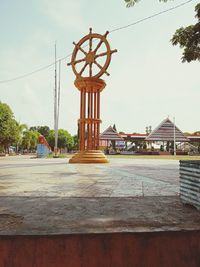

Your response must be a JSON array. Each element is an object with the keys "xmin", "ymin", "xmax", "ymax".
[
  {"xmin": 94, "ymin": 92, "xmax": 97, "ymax": 149},
  {"xmin": 97, "ymin": 91, "xmax": 100, "ymax": 149},
  {"xmin": 79, "ymin": 91, "xmax": 83, "ymax": 151},
  {"xmin": 69, "ymin": 78, "xmax": 108, "ymax": 163},
  {"xmin": 83, "ymin": 90, "xmax": 86, "ymax": 151},
  {"xmin": 90, "ymin": 89, "xmax": 93, "ymax": 149}
]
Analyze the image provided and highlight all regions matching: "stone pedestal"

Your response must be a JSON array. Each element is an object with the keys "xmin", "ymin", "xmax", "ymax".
[{"xmin": 69, "ymin": 150, "xmax": 109, "ymax": 163}]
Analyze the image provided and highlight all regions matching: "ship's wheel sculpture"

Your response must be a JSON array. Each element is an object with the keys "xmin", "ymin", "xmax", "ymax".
[
  {"xmin": 68, "ymin": 28, "xmax": 117, "ymax": 163},
  {"xmin": 67, "ymin": 28, "xmax": 117, "ymax": 79}
]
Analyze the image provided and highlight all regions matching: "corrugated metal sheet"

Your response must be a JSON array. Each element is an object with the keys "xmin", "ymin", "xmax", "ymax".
[
  {"xmin": 146, "ymin": 118, "xmax": 188, "ymax": 142},
  {"xmin": 180, "ymin": 160, "xmax": 200, "ymax": 210}
]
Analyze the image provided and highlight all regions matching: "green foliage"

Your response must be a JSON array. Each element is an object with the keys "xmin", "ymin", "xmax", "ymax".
[
  {"xmin": 21, "ymin": 130, "xmax": 40, "ymax": 150},
  {"xmin": 15, "ymin": 123, "xmax": 28, "ymax": 150},
  {"xmin": 30, "ymin": 125, "xmax": 50, "ymax": 138},
  {"xmin": 46, "ymin": 130, "xmax": 55, "ymax": 149},
  {"xmin": 171, "ymin": 4, "xmax": 200, "ymax": 62},
  {"xmin": 194, "ymin": 131, "xmax": 200, "ymax": 135},
  {"xmin": 0, "ymin": 102, "xmax": 77, "ymax": 153},
  {"xmin": 72, "ymin": 135, "xmax": 79, "ymax": 150},
  {"xmin": 46, "ymin": 129, "xmax": 74, "ymax": 151},
  {"xmin": 125, "ymin": 0, "xmax": 169, "ymax": 8},
  {"xmin": 58, "ymin": 129, "xmax": 74, "ymax": 150},
  {"xmin": 184, "ymin": 132, "xmax": 192, "ymax": 135},
  {"xmin": 0, "ymin": 102, "xmax": 20, "ymax": 151},
  {"xmin": 124, "ymin": 1, "xmax": 200, "ymax": 63},
  {"xmin": 113, "ymin": 124, "xmax": 117, "ymax": 132}
]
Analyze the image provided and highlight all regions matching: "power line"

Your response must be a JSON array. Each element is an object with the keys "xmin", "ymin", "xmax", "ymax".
[
  {"xmin": 110, "ymin": 0, "xmax": 193, "ymax": 33},
  {"xmin": 0, "ymin": 53, "xmax": 71, "ymax": 84},
  {"xmin": 0, "ymin": 0, "xmax": 194, "ymax": 84}
]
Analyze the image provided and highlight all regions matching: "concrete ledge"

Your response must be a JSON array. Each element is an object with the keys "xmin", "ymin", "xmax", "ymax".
[
  {"xmin": 0, "ymin": 231, "xmax": 200, "ymax": 267},
  {"xmin": 0, "ymin": 196, "xmax": 200, "ymax": 235}
]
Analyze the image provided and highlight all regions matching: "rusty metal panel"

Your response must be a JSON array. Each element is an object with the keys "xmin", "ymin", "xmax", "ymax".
[
  {"xmin": 0, "ymin": 232, "xmax": 200, "ymax": 267},
  {"xmin": 180, "ymin": 160, "xmax": 200, "ymax": 210}
]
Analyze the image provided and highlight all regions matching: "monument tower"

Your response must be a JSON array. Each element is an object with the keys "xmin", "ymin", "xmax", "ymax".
[{"xmin": 67, "ymin": 28, "xmax": 117, "ymax": 163}]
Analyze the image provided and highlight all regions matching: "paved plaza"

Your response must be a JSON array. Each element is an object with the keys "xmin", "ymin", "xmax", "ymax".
[
  {"xmin": 0, "ymin": 156, "xmax": 179, "ymax": 197},
  {"xmin": 0, "ymin": 155, "xmax": 200, "ymax": 235}
]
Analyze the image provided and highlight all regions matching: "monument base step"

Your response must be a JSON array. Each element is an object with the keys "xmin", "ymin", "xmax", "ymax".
[{"xmin": 69, "ymin": 150, "xmax": 109, "ymax": 163}]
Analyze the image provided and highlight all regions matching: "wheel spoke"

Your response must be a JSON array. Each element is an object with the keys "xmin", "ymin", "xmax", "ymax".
[
  {"xmin": 94, "ymin": 60, "xmax": 110, "ymax": 76},
  {"xmin": 94, "ymin": 60, "xmax": 102, "ymax": 70},
  {"xmin": 93, "ymin": 40, "xmax": 103, "ymax": 54},
  {"xmin": 89, "ymin": 37, "xmax": 92, "ymax": 52},
  {"xmin": 95, "ymin": 51, "xmax": 108, "ymax": 59},
  {"xmin": 79, "ymin": 46, "xmax": 88, "ymax": 56},
  {"xmin": 73, "ymin": 42, "xmax": 87, "ymax": 56},
  {"xmin": 74, "ymin": 58, "xmax": 86, "ymax": 65},
  {"xmin": 79, "ymin": 63, "xmax": 88, "ymax": 76},
  {"xmin": 96, "ymin": 49, "xmax": 117, "ymax": 59}
]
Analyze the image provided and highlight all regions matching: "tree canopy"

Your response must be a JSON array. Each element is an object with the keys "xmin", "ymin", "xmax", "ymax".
[
  {"xmin": 0, "ymin": 102, "xmax": 78, "ymax": 154},
  {"xmin": 29, "ymin": 125, "xmax": 50, "ymax": 138},
  {"xmin": 21, "ymin": 130, "xmax": 40, "ymax": 151},
  {"xmin": 124, "ymin": 0, "xmax": 169, "ymax": 8},
  {"xmin": 171, "ymin": 4, "xmax": 200, "ymax": 62},
  {"xmin": 0, "ymin": 102, "xmax": 20, "ymax": 151},
  {"xmin": 124, "ymin": 1, "xmax": 200, "ymax": 63},
  {"xmin": 46, "ymin": 129, "xmax": 74, "ymax": 151}
]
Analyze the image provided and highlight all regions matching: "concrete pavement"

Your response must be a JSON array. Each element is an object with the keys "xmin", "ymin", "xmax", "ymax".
[
  {"xmin": 0, "ymin": 155, "xmax": 179, "ymax": 197},
  {"xmin": 0, "ymin": 155, "xmax": 200, "ymax": 235}
]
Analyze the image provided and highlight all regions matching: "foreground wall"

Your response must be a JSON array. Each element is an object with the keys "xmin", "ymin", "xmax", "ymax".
[{"xmin": 0, "ymin": 231, "xmax": 200, "ymax": 267}]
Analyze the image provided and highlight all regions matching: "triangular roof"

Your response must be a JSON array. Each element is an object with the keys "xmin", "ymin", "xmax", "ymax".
[
  {"xmin": 100, "ymin": 126, "xmax": 124, "ymax": 141},
  {"xmin": 146, "ymin": 118, "xmax": 188, "ymax": 142}
]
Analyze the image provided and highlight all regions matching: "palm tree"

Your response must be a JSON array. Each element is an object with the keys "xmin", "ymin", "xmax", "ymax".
[{"xmin": 16, "ymin": 123, "xmax": 28, "ymax": 153}]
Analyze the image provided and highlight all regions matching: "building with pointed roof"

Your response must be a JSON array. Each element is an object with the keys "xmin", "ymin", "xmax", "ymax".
[
  {"xmin": 99, "ymin": 125, "xmax": 124, "ymax": 149},
  {"xmin": 145, "ymin": 118, "xmax": 189, "ymax": 142},
  {"xmin": 100, "ymin": 125, "xmax": 124, "ymax": 141},
  {"xmin": 99, "ymin": 120, "xmax": 200, "ymax": 154}
]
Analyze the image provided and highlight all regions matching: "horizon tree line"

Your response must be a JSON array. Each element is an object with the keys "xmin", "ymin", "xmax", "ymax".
[{"xmin": 0, "ymin": 101, "xmax": 78, "ymax": 154}]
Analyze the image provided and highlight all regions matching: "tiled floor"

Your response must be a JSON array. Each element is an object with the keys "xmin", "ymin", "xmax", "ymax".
[{"xmin": 0, "ymin": 156, "xmax": 179, "ymax": 197}]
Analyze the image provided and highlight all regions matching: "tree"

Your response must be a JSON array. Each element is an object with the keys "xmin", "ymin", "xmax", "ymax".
[
  {"xmin": 124, "ymin": 0, "xmax": 169, "ymax": 8},
  {"xmin": 15, "ymin": 123, "xmax": 28, "ymax": 153},
  {"xmin": 0, "ymin": 102, "xmax": 20, "ymax": 153},
  {"xmin": 30, "ymin": 126, "xmax": 50, "ymax": 138},
  {"xmin": 113, "ymin": 124, "xmax": 117, "ymax": 132},
  {"xmin": 124, "ymin": 1, "xmax": 200, "ymax": 62},
  {"xmin": 46, "ymin": 129, "xmax": 74, "ymax": 151},
  {"xmin": 21, "ymin": 130, "xmax": 40, "ymax": 151},
  {"xmin": 72, "ymin": 135, "xmax": 79, "ymax": 150},
  {"xmin": 171, "ymin": 4, "xmax": 200, "ymax": 62}
]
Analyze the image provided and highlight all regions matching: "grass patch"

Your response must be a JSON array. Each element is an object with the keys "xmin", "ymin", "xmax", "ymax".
[
  {"xmin": 107, "ymin": 155, "xmax": 200, "ymax": 160},
  {"xmin": 47, "ymin": 153, "xmax": 72, "ymax": 158},
  {"xmin": 47, "ymin": 153, "xmax": 200, "ymax": 161}
]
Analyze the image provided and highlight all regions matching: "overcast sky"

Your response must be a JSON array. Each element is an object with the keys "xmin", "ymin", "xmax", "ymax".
[{"xmin": 0, "ymin": 0, "xmax": 199, "ymax": 135}]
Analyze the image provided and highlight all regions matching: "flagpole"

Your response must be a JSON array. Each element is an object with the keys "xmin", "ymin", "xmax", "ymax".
[
  {"xmin": 54, "ymin": 42, "xmax": 58, "ymax": 156},
  {"xmin": 173, "ymin": 116, "xmax": 176, "ymax": 156},
  {"xmin": 56, "ymin": 59, "xmax": 61, "ymax": 154}
]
